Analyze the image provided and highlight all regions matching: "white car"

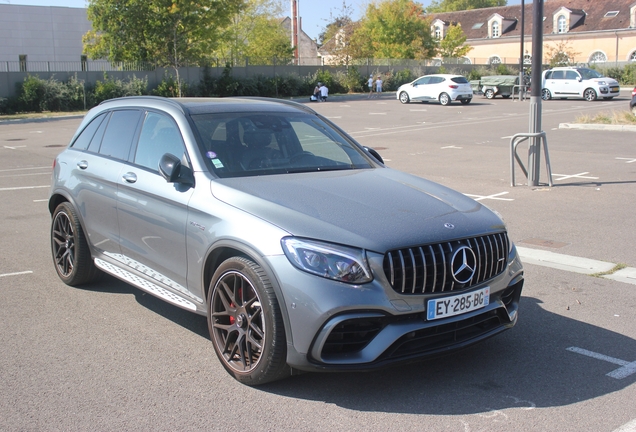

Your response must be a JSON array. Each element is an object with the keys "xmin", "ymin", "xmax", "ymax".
[
  {"xmin": 541, "ymin": 67, "xmax": 620, "ymax": 101},
  {"xmin": 396, "ymin": 74, "xmax": 473, "ymax": 106}
]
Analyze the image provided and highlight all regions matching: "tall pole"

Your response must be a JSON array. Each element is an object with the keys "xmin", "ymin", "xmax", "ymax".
[
  {"xmin": 518, "ymin": 0, "xmax": 525, "ymax": 91},
  {"xmin": 291, "ymin": 0, "xmax": 299, "ymax": 63},
  {"xmin": 528, "ymin": 0, "xmax": 544, "ymax": 186}
]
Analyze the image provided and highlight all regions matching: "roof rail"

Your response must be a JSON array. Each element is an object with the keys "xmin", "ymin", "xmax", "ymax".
[
  {"xmin": 98, "ymin": 95, "xmax": 186, "ymax": 113},
  {"xmin": 233, "ymin": 96, "xmax": 317, "ymax": 115}
]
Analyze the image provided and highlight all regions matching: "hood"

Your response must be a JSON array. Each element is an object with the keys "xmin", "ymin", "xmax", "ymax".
[{"xmin": 211, "ymin": 168, "xmax": 505, "ymax": 253}]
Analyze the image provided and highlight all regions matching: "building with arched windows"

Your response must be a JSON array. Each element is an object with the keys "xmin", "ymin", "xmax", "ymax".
[{"xmin": 427, "ymin": 0, "xmax": 636, "ymax": 66}]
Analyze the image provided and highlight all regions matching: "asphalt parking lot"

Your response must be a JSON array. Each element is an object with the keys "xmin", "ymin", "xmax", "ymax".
[{"xmin": 1, "ymin": 91, "xmax": 635, "ymax": 431}]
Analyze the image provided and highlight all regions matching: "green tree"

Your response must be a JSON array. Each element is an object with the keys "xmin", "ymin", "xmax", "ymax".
[
  {"xmin": 83, "ymin": 0, "xmax": 245, "ymax": 95},
  {"xmin": 319, "ymin": 1, "xmax": 355, "ymax": 45},
  {"xmin": 545, "ymin": 39, "xmax": 580, "ymax": 67},
  {"xmin": 214, "ymin": 0, "xmax": 293, "ymax": 64},
  {"xmin": 352, "ymin": 0, "xmax": 437, "ymax": 60},
  {"xmin": 426, "ymin": 0, "xmax": 506, "ymax": 13},
  {"xmin": 437, "ymin": 24, "xmax": 472, "ymax": 59}
]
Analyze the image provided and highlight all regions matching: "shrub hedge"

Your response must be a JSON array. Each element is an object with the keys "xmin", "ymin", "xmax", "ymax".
[{"xmin": 2, "ymin": 63, "xmax": 635, "ymax": 114}]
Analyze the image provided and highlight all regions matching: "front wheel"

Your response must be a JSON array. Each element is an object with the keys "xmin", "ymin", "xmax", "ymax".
[
  {"xmin": 208, "ymin": 257, "xmax": 289, "ymax": 385},
  {"xmin": 484, "ymin": 89, "xmax": 495, "ymax": 99},
  {"xmin": 584, "ymin": 88, "xmax": 597, "ymax": 101},
  {"xmin": 399, "ymin": 91, "xmax": 410, "ymax": 104},
  {"xmin": 51, "ymin": 202, "xmax": 100, "ymax": 286},
  {"xmin": 541, "ymin": 88, "xmax": 552, "ymax": 101},
  {"xmin": 439, "ymin": 93, "xmax": 451, "ymax": 106}
]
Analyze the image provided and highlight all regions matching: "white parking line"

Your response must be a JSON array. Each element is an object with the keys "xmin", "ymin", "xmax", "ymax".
[
  {"xmin": 613, "ymin": 419, "xmax": 636, "ymax": 432},
  {"xmin": 553, "ymin": 172, "xmax": 599, "ymax": 181},
  {"xmin": 0, "ymin": 185, "xmax": 49, "ymax": 191},
  {"xmin": 0, "ymin": 271, "xmax": 33, "ymax": 278},
  {"xmin": 0, "ymin": 166, "xmax": 50, "ymax": 172},
  {"xmin": 567, "ymin": 347, "xmax": 636, "ymax": 379},
  {"xmin": 464, "ymin": 191, "xmax": 513, "ymax": 201},
  {"xmin": 616, "ymin": 157, "xmax": 636, "ymax": 164}
]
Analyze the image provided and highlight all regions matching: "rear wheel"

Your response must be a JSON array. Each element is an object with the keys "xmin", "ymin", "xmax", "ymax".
[
  {"xmin": 541, "ymin": 89, "xmax": 552, "ymax": 100},
  {"xmin": 51, "ymin": 202, "xmax": 100, "ymax": 286},
  {"xmin": 484, "ymin": 89, "xmax": 495, "ymax": 99},
  {"xmin": 460, "ymin": 99, "xmax": 471, "ymax": 105},
  {"xmin": 399, "ymin": 91, "xmax": 410, "ymax": 104},
  {"xmin": 584, "ymin": 88, "xmax": 597, "ymax": 101},
  {"xmin": 208, "ymin": 256, "xmax": 289, "ymax": 385},
  {"xmin": 439, "ymin": 93, "xmax": 451, "ymax": 106}
]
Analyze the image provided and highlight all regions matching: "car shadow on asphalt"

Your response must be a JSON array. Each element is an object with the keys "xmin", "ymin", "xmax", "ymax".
[
  {"xmin": 258, "ymin": 295, "xmax": 635, "ymax": 414},
  {"xmin": 81, "ymin": 274, "xmax": 635, "ymax": 414}
]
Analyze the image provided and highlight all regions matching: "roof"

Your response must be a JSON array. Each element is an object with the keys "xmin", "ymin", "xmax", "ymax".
[{"xmin": 425, "ymin": 0, "xmax": 636, "ymax": 39}]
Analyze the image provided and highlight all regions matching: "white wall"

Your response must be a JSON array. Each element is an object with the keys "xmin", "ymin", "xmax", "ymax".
[{"xmin": 0, "ymin": 4, "xmax": 91, "ymax": 63}]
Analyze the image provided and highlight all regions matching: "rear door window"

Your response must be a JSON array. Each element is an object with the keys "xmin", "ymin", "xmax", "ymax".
[{"xmin": 98, "ymin": 110, "xmax": 142, "ymax": 161}]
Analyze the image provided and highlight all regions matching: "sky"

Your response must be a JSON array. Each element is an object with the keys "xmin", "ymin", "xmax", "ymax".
[{"xmin": 2, "ymin": 0, "xmax": 524, "ymax": 42}]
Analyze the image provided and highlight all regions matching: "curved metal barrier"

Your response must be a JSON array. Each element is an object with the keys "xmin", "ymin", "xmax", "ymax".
[{"xmin": 510, "ymin": 132, "xmax": 553, "ymax": 187}]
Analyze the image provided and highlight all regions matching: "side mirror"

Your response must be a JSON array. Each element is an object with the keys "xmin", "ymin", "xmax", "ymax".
[
  {"xmin": 159, "ymin": 153, "xmax": 193, "ymax": 185},
  {"xmin": 159, "ymin": 153, "xmax": 181, "ymax": 182},
  {"xmin": 364, "ymin": 147, "xmax": 384, "ymax": 165}
]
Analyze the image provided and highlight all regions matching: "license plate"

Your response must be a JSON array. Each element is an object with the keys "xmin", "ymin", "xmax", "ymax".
[
  {"xmin": 426, "ymin": 287, "xmax": 490, "ymax": 321},
  {"xmin": 611, "ymin": 86, "xmax": 619, "ymax": 92}
]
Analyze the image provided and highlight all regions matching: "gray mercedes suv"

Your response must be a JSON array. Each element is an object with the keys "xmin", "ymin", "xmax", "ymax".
[{"xmin": 49, "ymin": 96, "xmax": 524, "ymax": 385}]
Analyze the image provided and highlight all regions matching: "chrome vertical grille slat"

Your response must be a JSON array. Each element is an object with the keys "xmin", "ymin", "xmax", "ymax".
[{"xmin": 382, "ymin": 233, "xmax": 510, "ymax": 295}]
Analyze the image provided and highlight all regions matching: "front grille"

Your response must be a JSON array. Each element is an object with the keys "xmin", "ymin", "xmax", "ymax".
[{"xmin": 383, "ymin": 233, "xmax": 509, "ymax": 294}]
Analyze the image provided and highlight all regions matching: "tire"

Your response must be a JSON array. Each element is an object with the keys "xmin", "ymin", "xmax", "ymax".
[
  {"xmin": 439, "ymin": 93, "xmax": 451, "ymax": 106},
  {"xmin": 208, "ymin": 256, "xmax": 289, "ymax": 385},
  {"xmin": 541, "ymin": 88, "xmax": 552, "ymax": 100},
  {"xmin": 484, "ymin": 89, "xmax": 495, "ymax": 99},
  {"xmin": 51, "ymin": 202, "xmax": 100, "ymax": 286},
  {"xmin": 584, "ymin": 88, "xmax": 597, "ymax": 101},
  {"xmin": 603, "ymin": 97, "xmax": 614, "ymax": 101},
  {"xmin": 502, "ymin": 95, "xmax": 511, "ymax": 99},
  {"xmin": 399, "ymin": 91, "xmax": 410, "ymax": 104},
  {"xmin": 460, "ymin": 99, "xmax": 471, "ymax": 105}
]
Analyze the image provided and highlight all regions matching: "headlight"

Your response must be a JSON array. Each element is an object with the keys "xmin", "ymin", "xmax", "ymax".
[
  {"xmin": 598, "ymin": 81, "xmax": 606, "ymax": 85},
  {"xmin": 281, "ymin": 237, "xmax": 372, "ymax": 284}
]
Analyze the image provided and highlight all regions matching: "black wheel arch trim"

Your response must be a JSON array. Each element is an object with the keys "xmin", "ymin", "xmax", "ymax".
[{"xmin": 202, "ymin": 238, "xmax": 294, "ymax": 348}]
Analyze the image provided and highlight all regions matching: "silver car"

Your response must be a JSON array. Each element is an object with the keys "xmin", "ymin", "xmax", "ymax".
[
  {"xmin": 49, "ymin": 96, "xmax": 524, "ymax": 385},
  {"xmin": 396, "ymin": 74, "xmax": 473, "ymax": 105}
]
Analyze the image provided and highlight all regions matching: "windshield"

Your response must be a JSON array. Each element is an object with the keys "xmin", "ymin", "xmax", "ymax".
[
  {"xmin": 578, "ymin": 68, "xmax": 603, "ymax": 80},
  {"xmin": 190, "ymin": 112, "xmax": 373, "ymax": 178}
]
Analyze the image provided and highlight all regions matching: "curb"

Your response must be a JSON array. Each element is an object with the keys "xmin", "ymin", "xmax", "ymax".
[{"xmin": 559, "ymin": 123, "xmax": 636, "ymax": 132}]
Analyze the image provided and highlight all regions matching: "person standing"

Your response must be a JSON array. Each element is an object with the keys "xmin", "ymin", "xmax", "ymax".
[
  {"xmin": 375, "ymin": 75, "xmax": 383, "ymax": 97},
  {"xmin": 368, "ymin": 75, "xmax": 374, "ymax": 98}
]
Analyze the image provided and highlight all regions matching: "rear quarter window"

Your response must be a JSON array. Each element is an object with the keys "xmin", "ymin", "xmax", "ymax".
[
  {"xmin": 70, "ymin": 113, "xmax": 107, "ymax": 151},
  {"xmin": 451, "ymin": 77, "xmax": 469, "ymax": 84}
]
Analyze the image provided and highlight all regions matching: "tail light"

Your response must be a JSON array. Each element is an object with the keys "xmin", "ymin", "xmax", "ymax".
[{"xmin": 449, "ymin": 85, "xmax": 458, "ymax": 89}]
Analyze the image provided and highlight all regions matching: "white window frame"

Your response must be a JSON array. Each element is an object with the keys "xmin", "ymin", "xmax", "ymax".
[
  {"xmin": 491, "ymin": 21, "xmax": 500, "ymax": 38},
  {"xmin": 589, "ymin": 51, "xmax": 607, "ymax": 64},
  {"xmin": 488, "ymin": 55, "xmax": 502, "ymax": 65},
  {"xmin": 557, "ymin": 15, "xmax": 567, "ymax": 33}
]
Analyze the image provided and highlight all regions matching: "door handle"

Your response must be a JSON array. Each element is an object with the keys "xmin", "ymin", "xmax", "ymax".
[
  {"xmin": 77, "ymin": 160, "xmax": 88, "ymax": 169},
  {"xmin": 122, "ymin": 172, "xmax": 137, "ymax": 183}
]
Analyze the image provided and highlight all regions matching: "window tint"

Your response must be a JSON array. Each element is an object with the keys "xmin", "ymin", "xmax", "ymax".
[
  {"xmin": 565, "ymin": 71, "xmax": 579, "ymax": 80},
  {"xmin": 451, "ymin": 77, "xmax": 469, "ymax": 84},
  {"xmin": 135, "ymin": 112, "xmax": 185, "ymax": 171},
  {"xmin": 551, "ymin": 71, "xmax": 565, "ymax": 80},
  {"xmin": 71, "ymin": 113, "xmax": 106, "ymax": 151},
  {"xmin": 190, "ymin": 112, "xmax": 372, "ymax": 177},
  {"xmin": 99, "ymin": 110, "xmax": 142, "ymax": 161},
  {"xmin": 430, "ymin": 77, "xmax": 445, "ymax": 84}
]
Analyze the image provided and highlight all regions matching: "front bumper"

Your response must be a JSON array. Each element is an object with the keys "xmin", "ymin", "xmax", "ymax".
[{"xmin": 273, "ymin": 245, "xmax": 524, "ymax": 372}]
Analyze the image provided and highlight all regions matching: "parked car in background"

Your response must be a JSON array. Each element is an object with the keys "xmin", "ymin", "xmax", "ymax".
[
  {"xmin": 631, "ymin": 87, "xmax": 636, "ymax": 115},
  {"xmin": 49, "ymin": 96, "xmax": 524, "ymax": 385},
  {"xmin": 397, "ymin": 74, "xmax": 473, "ymax": 105},
  {"xmin": 541, "ymin": 67, "xmax": 620, "ymax": 101}
]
